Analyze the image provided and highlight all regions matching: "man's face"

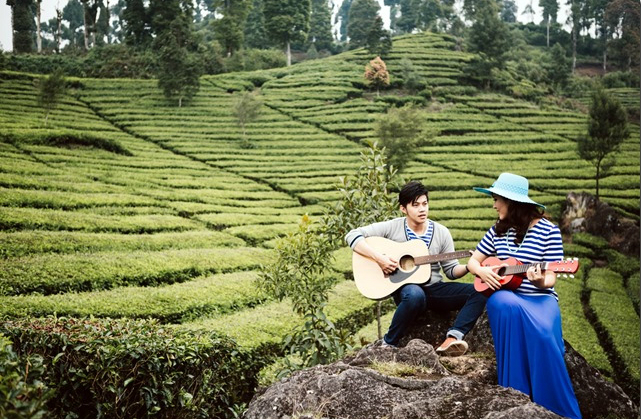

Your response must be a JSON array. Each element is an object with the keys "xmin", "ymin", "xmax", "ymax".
[{"xmin": 400, "ymin": 194, "xmax": 428, "ymax": 224}]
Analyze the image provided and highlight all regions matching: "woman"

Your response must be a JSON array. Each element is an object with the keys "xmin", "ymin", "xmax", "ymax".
[{"xmin": 466, "ymin": 173, "xmax": 582, "ymax": 419}]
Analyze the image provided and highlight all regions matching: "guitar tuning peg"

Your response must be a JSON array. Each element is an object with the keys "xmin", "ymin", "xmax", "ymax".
[
  {"xmin": 573, "ymin": 257, "xmax": 578, "ymax": 261},
  {"xmin": 569, "ymin": 274, "xmax": 575, "ymax": 279},
  {"xmin": 562, "ymin": 274, "xmax": 568, "ymax": 278}
]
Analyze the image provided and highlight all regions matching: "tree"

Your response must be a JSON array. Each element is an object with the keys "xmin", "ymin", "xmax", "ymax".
[
  {"xmin": 347, "ymin": 0, "xmax": 380, "ymax": 49},
  {"xmin": 540, "ymin": 0, "xmax": 559, "ymax": 47},
  {"xmin": 375, "ymin": 104, "xmax": 434, "ymax": 171},
  {"xmin": 37, "ymin": 70, "xmax": 66, "ymax": 127},
  {"xmin": 336, "ymin": 0, "xmax": 353, "ymax": 42},
  {"xmin": 233, "ymin": 91, "xmax": 263, "ymax": 140},
  {"xmin": 577, "ymin": 89, "xmax": 628, "ymax": 200},
  {"xmin": 366, "ymin": 15, "xmax": 392, "ymax": 57},
  {"xmin": 211, "ymin": 0, "xmax": 250, "ymax": 56},
  {"xmin": 544, "ymin": 42, "xmax": 571, "ymax": 89},
  {"xmin": 80, "ymin": 0, "xmax": 101, "ymax": 49},
  {"xmin": 35, "ymin": 0, "xmax": 42, "ymax": 52},
  {"xmin": 465, "ymin": 0, "xmax": 509, "ymax": 88},
  {"xmin": 154, "ymin": 1, "xmax": 202, "ymax": 107},
  {"xmin": 605, "ymin": 0, "xmax": 641, "ymax": 71},
  {"xmin": 500, "ymin": 0, "xmax": 517, "ymax": 22},
  {"xmin": 396, "ymin": 0, "xmax": 419, "ymax": 33},
  {"xmin": 399, "ymin": 57, "xmax": 424, "ymax": 93},
  {"xmin": 522, "ymin": 1, "xmax": 535, "ymax": 23},
  {"xmin": 308, "ymin": 0, "xmax": 333, "ymax": 51},
  {"xmin": 258, "ymin": 143, "xmax": 399, "ymax": 376},
  {"xmin": 364, "ymin": 56, "xmax": 390, "ymax": 96},
  {"xmin": 566, "ymin": 0, "xmax": 582, "ymax": 72},
  {"xmin": 244, "ymin": 0, "xmax": 268, "ymax": 49},
  {"xmin": 63, "ymin": 0, "xmax": 85, "ymax": 48},
  {"xmin": 122, "ymin": 0, "xmax": 151, "ymax": 47},
  {"xmin": 264, "ymin": 0, "xmax": 311, "ymax": 66},
  {"xmin": 7, "ymin": 0, "xmax": 34, "ymax": 53}
]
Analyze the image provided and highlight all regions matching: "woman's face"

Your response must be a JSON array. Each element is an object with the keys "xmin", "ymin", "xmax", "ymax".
[{"xmin": 493, "ymin": 195, "xmax": 509, "ymax": 220}]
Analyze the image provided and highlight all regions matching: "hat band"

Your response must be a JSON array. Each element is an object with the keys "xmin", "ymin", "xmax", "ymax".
[{"xmin": 492, "ymin": 180, "xmax": 529, "ymax": 196}]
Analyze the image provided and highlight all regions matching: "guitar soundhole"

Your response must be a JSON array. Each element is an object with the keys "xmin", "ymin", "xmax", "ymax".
[
  {"xmin": 496, "ymin": 266, "xmax": 507, "ymax": 276},
  {"xmin": 399, "ymin": 255, "xmax": 416, "ymax": 272}
]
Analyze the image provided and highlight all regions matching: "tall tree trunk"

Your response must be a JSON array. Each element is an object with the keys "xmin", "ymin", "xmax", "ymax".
[
  {"xmin": 286, "ymin": 40, "xmax": 291, "ymax": 66},
  {"xmin": 571, "ymin": 24, "xmax": 577, "ymax": 73},
  {"xmin": 83, "ymin": 3, "xmax": 90, "ymax": 50},
  {"xmin": 36, "ymin": 0, "xmax": 42, "ymax": 53},
  {"xmin": 546, "ymin": 18, "xmax": 550, "ymax": 47}
]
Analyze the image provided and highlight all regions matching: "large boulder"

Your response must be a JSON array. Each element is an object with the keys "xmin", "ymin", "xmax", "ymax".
[
  {"xmin": 561, "ymin": 192, "xmax": 640, "ymax": 257},
  {"xmin": 244, "ymin": 311, "xmax": 638, "ymax": 419}
]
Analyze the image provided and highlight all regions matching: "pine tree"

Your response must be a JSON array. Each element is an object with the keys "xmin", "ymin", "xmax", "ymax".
[
  {"xmin": 500, "ymin": 0, "xmax": 517, "ymax": 22},
  {"xmin": 264, "ymin": 0, "xmax": 311, "ymax": 66},
  {"xmin": 244, "ymin": 0, "xmax": 268, "ymax": 49},
  {"xmin": 308, "ymin": 0, "xmax": 333, "ymax": 51},
  {"xmin": 63, "ymin": 0, "xmax": 85, "ymax": 48},
  {"xmin": 211, "ymin": 0, "xmax": 250, "ymax": 56},
  {"xmin": 465, "ymin": 0, "xmax": 509, "ymax": 88},
  {"xmin": 337, "ymin": 0, "xmax": 353, "ymax": 42},
  {"xmin": 122, "ymin": 0, "xmax": 151, "ymax": 47},
  {"xmin": 154, "ymin": 1, "xmax": 202, "ymax": 107},
  {"xmin": 577, "ymin": 89, "xmax": 628, "ymax": 200},
  {"xmin": 347, "ymin": 0, "xmax": 380, "ymax": 49}
]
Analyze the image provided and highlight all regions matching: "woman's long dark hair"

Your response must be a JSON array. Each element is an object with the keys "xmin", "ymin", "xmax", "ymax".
[{"xmin": 494, "ymin": 198, "xmax": 547, "ymax": 244}]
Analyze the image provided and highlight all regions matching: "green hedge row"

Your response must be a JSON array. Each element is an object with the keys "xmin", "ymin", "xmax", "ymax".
[
  {"xmin": 0, "ymin": 271, "xmax": 266, "ymax": 323},
  {"xmin": 1, "ymin": 317, "xmax": 260, "ymax": 419},
  {"xmin": 0, "ymin": 247, "xmax": 271, "ymax": 296},
  {"xmin": 586, "ymin": 268, "xmax": 640, "ymax": 382},
  {"xmin": 0, "ymin": 230, "xmax": 244, "ymax": 258}
]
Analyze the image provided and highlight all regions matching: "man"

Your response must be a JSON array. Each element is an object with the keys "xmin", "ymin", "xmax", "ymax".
[{"xmin": 345, "ymin": 181, "xmax": 487, "ymax": 356}]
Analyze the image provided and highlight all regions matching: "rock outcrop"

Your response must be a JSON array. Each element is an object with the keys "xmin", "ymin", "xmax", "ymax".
[
  {"xmin": 244, "ymin": 312, "xmax": 639, "ymax": 419},
  {"xmin": 561, "ymin": 192, "xmax": 640, "ymax": 257}
]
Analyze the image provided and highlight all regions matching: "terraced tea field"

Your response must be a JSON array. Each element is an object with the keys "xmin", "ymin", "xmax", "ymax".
[{"xmin": 1, "ymin": 31, "xmax": 639, "ymax": 412}]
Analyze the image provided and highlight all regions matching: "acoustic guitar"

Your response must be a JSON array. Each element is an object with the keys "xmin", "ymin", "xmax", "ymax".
[
  {"xmin": 473, "ymin": 257, "xmax": 580, "ymax": 297},
  {"xmin": 352, "ymin": 237, "xmax": 473, "ymax": 300}
]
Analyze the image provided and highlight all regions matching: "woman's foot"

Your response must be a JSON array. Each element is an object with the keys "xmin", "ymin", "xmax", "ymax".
[{"xmin": 435, "ymin": 337, "xmax": 468, "ymax": 356}]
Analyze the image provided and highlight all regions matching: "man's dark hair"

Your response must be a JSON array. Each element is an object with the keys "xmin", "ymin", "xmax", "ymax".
[{"xmin": 398, "ymin": 181, "xmax": 429, "ymax": 208}]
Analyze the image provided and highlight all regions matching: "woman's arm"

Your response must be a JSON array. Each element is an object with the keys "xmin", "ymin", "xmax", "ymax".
[{"xmin": 467, "ymin": 250, "xmax": 504, "ymax": 291}]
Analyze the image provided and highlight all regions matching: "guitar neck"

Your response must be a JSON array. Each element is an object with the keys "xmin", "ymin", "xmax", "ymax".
[
  {"xmin": 414, "ymin": 250, "xmax": 473, "ymax": 266},
  {"xmin": 504, "ymin": 262, "xmax": 547, "ymax": 275}
]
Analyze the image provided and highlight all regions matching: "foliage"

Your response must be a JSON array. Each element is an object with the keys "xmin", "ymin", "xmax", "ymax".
[
  {"xmin": 244, "ymin": 0, "xmax": 268, "ymax": 49},
  {"xmin": 257, "ymin": 143, "xmax": 399, "ymax": 377},
  {"xmin": 0, "ymin": 334, "xmax": 52, "ymax": 419},
  {"xmin": 577, "ymin": 89, "xmax": 628, "ymax": 199},
  {"xmin": 263, "ymin": 0, "xmax": 311, "ymax": 65},
  {"xmin": 233, "ymin": 90, "xmax": 263, "ymax": 139},
  {"xmin": 211, "ymin": 0, "xmax": 251, "ymax": 56},
  {"xmin": 223, "ymin": 48, "xmax": 286, "ymax": 72},
  {"xmin": 601, "ymin": 71, "xmax": 640, "ymax": 89},
  {"xmin": 347, "ymin": 0, "xmax": 381, "ymax": 50},
  {"xmin": 36, "ymin": 69, "xmax": 66, "ymax": 126},
  {"xmin": 155, "ymin": 9, "xmax": 202, "ymax": 107},
  {"xmin": 398, "ymin": 57, "xmax": 425, "ymax": 93},
  {"xmin": 258, "ymin": 215, "xmax": 347, "ymax": 375},
  {"xmin": 605, "ymin": 0, "xmax": 641, "ymax": 71},
  {"xmin": 308, "ymin": 0, "xmax": 334, "ymax": 51},
  {"xmin": 366, "ymin": 16, "xmax": 393, "ymax": 57},
  {"xmin": 374, "ymin": 104, "xmax": 434, "ymax": 171},
  {"xmin": 544, "ymin": 42, "xmax": 572, "ymax": 90},
  {"xmin": 6, "ymin": 0, "xmax": 34, "ymax": 53},
  {"xmin": 364, "ymin": 56, "xmax": 390, "ymax": 96},
  {"xmin": 1, "ymin": 130, "xmax": 131, "ymax": 155},
  {"xmin": 464, "ymin": 0, "xmax": 509, "ymax": 89},
  {"xmin": 0, "ymin": 317, "xmax": 260, "ymax": 419}
]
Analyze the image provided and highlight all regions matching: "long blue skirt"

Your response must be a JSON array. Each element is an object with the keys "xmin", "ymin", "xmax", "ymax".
[{"xmin": 487, "ymin": 291, "xmax": 582, "ymax": 419}]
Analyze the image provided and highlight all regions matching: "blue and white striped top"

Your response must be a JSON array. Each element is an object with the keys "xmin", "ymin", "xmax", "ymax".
[
  {"xmin": 476, "ymin": 218, "xmax": 564, "ymax": 299},
  {"xmin": 406, "ymin": 220, "xmax": 434, "ymax": 249}
]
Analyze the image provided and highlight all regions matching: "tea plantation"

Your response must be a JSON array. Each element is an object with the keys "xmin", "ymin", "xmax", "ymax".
[{"xmin": 1, "ymin": 32, "xmax": 639, "ymax": 417}]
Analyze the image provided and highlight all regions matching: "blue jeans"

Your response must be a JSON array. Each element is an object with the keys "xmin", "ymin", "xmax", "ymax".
[{"xmin": 384, "ymin": 282, "xmax": 487, "ymax": 346}]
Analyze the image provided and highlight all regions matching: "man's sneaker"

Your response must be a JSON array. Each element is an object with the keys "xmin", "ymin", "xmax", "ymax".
[
  {"xmin": 380, "ymin": 339, "xmax": 397, "ymax": 349},
  {"xmin": 435, "ymin": 337, "xmax": 468, "ymax": 357}
]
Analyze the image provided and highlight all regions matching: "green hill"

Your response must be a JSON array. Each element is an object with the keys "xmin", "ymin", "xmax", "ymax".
[{"xmin": 0, "ymin": 31, "xmax": 639, "ymax": 415}]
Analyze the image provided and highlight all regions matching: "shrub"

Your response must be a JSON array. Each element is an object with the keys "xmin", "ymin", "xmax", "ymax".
[
  {"xmin": 601, "ymin": 71, "xmax": 640, "ymax": 89},
  {"xmin": 604, "ymin": 249, "xmax": 641, "ymax": 279},
  {"xmin": 0, "ymin": 334, "xmax": 51, "ymax": 419},
  {"xmin": 1, "ymin": 317, "xmax": 261, "ymax": 419}
]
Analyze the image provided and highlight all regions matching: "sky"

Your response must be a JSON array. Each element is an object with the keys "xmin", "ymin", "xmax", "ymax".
[{"xmin": 0, "ymin": 0, "xmax": 568, "ymax": 52}]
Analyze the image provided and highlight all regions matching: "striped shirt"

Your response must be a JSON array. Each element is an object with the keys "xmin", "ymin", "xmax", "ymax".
[
  {"xmin": 406, "ymin": 220, "xmax": 434, "ymax": 249},
  {"xmin": 476, "ymin": 218, "xmax": 564, "ymax": 299}
]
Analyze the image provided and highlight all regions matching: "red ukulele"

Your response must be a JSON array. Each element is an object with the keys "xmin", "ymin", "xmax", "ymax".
[{"xmin": 473, "ymin": 257, "xmax": 580, "ymax": 297}]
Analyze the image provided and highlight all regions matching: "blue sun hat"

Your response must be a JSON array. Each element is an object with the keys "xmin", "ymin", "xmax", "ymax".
[{"xmin": 473, "ymin": 172, "xmax": 545, "ymax": 209}]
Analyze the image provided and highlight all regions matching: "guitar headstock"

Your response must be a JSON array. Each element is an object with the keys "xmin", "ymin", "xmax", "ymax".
[{"xmin": 548, "ymin": 258, "xmax": 580, "ymax": 275}]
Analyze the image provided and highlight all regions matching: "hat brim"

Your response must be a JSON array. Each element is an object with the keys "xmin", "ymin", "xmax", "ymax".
[{"xmin": 473, "ymin": 186, "xmax": 546, "ymax": 209}]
